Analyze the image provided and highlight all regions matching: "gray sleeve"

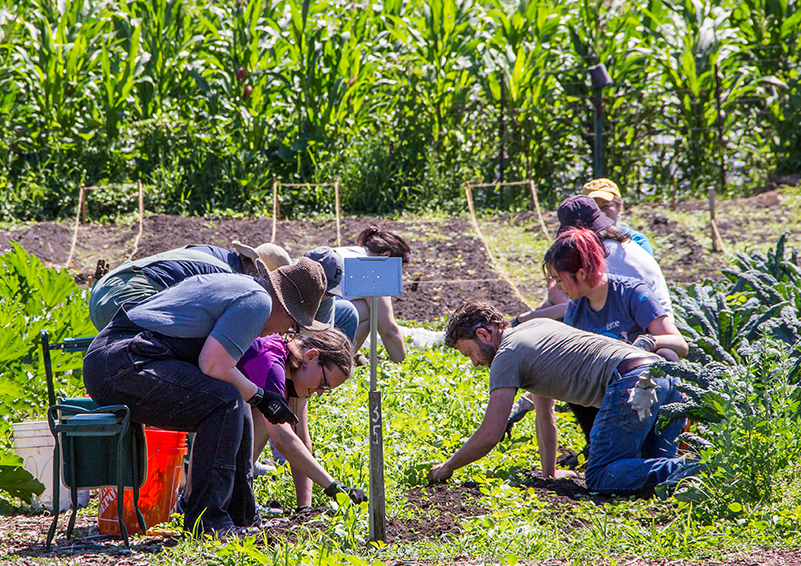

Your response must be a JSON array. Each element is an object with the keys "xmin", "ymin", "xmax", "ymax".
[
  {"xmin": 209, "ymin": 292, "xmax": 272, "ymax": 360},
  {"xmin": 489, "ymin": 350, "xmax": 525, "ymax": 392}
]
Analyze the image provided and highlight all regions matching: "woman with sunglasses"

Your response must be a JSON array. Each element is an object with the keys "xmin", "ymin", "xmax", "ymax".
[{"xmin": 237, "ymin": 328, "xmax": 367, "ymax": 508}]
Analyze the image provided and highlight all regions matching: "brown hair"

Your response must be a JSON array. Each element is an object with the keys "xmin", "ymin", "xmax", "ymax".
[
  {"xmin": 286, "ymin": 328, "xmax": 353, "ymax": 380},
  {"xmin": 356, "ymin": 226, "xmax": 412, "ymax": 264},
  {"xmin": 444, "ymin": 301, "xmax": 508, "ymax": 348},
  {"xmin": 597, "ymin": 224, "xmax": 631, "ymax": 244}
]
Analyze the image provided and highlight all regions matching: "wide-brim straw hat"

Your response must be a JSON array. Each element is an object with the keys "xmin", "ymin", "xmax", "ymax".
[
  {"xmin": 232, "ymin": 241, "xmax": 292, "ymax": 272},
  {"xmin": 263, "ymin": 257, "xmax": 329, "ymax": 331}
]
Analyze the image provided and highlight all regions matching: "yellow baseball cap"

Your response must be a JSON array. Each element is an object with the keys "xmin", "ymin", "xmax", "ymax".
[{"xmin": 582, "ymin": 178, "xmax": 621, "ymax": 203}]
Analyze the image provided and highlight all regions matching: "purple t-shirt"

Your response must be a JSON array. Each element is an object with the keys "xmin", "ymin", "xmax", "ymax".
[
  {"xmin": 237, "ymin": 335, "xmax": 288, "ymax": 396},
  {"xmin": 563, "ymin": 274, "xmax": 666, "ymax": 343}
]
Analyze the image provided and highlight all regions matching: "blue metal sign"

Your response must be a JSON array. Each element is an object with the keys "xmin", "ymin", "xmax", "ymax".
[{"xmin": 342, "ymin": 257, "xmax": 403, "ymax": 297}]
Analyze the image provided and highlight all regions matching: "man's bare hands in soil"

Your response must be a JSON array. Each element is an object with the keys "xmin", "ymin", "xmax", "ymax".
[
  {"xmin": 553, "ymin": 469, "xmax": 579, "ymax": 480},
  {"xmin": 428, "ymin": 462, "xmax": 452, "ymax": 484}
]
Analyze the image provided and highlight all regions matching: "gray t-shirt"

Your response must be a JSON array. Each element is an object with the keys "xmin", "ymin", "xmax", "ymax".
[
  {"xmin": 489, "ymin": 319, "xmax": 650, "ymax": 408},
  {"xmin": 127, "ymin": 272, "xmax": 272, "ymax": 360}
]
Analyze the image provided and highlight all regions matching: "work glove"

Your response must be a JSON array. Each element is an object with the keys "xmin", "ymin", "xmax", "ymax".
[
  {"xmin": 627, "ymin": 371, "xmax": 659, "ymax": 421},
  {"xmin": 324, "ymin": 481, "xmax": 368, "ymax": 504},
  {"xmin": 257, "ymin": 390, "xmax": 298, "ymax": 425},
  {"xmin": 505, "ymin": 395, "xmax": 535, "ymax": 437}
]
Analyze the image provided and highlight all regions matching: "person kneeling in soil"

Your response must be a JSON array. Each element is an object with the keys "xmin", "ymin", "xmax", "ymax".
[
  {"xmin": 83, "ymin": 259, "xmax": 328, "ymax": 537},
  {"xmin": 238, "ymin": 329, "xmax": 367, "ymax": 508},
  {"xmin": 428, "ymin": 301, "xmax": 687, "ymax": 496},
  {"xmin": 506, "ymin": 227, "xmax": 688, "ymax": 452}
]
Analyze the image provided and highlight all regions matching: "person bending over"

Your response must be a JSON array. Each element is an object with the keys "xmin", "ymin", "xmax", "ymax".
[
  {"xmin": 428, "ymin": 301, "xmax": 686, "ymax": 496},
  {"xmin": 89, "ymin": 242, "xmax": 292, "ymax": 331},
  {"xmin": 334, "ymin": 226, "xmax": 412, "ymax": 363},
  {"xmin": 83, "ymin": 259, "xmax": 327, "ymax": 537},
  {"xmin": 238, "ymin": 329, "xmax": 366, "ymax": 509}
]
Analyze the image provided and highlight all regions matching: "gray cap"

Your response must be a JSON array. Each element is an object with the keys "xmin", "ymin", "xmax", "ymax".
[{"xmin": 303, "ymin": 246, "xmax": 344, "ymax": 297}]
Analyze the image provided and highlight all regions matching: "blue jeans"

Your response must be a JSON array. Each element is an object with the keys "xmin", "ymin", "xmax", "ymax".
[
  {"xmin": 82, "ymin": 310, "xmax": 257, "ymax": 534},
  {"xmin": 334, "ymin": 298, "xmax": 359, "ymax": 345},
  {"xmin": 584, "ymin": 365, "xmax": 685, "ymax": 495}
]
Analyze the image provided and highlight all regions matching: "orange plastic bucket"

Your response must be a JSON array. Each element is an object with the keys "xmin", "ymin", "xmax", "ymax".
[{"xmin": 98, "ymin": 427, "xmax": 188, "ymax": 535}]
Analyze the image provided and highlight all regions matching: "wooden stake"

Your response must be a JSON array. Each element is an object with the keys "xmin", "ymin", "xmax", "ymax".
[
  {"xmin": 368, "ymin": 389, "xmax": 386, "ymax": 542},
  {"xmin": 368, "ymin": 296, "xmax": 386, "ymax": 542},
  {"xmin": 335, "ymin": 179, "xmax": 342, "ymax": 247},
  {"xmin": 80, "ymin": 184, "xmax": 88, "ymax": 223},
  {"xmin": 528, "ymin": 179, "xmax": 551, "ymax": 241},
  {"xmin": 271, "ymin": 174, "xmax": 278, "ymax": 243},
  {"xmin": 129, "ymin": 180, "xmax": 145, "ymax": 260},
  {"xmin": 708, "ymin": 188, "xmax": 726, "ymax": 254},
  {"xmin": 65, "ymin": 183, "xmax": 86, "ymax": 268}
]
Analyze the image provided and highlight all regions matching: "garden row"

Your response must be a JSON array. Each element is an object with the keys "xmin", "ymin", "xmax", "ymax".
[{"xmin": 1, "ymin": 0, "xmax": 800, "ymax": 220}]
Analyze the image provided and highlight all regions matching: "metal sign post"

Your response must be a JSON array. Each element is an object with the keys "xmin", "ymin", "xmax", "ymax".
[{"xmin": 342, "ymin": 257, "xmax": 402, "ymax": 543}]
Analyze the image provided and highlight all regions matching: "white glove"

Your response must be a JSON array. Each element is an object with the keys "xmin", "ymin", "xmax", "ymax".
[
  {"xmin": 631, "ymin": 333, "xmax": 656, "ymax": 352},
  {"xmin": 627, "ymin": 372, "xmax": 658, "ymax": 421}
]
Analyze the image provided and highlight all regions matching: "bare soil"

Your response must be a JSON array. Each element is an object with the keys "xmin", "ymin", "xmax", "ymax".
[{"xmin": 2, "ymin": 187, "xmax": 801, "ymax": 564}]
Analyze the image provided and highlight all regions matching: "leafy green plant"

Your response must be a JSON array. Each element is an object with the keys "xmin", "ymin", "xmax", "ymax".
[
  {"xmin": 0, "ymin": 243, "xmax": 93, "ymax": 505},
  {"xmin": 654, "ymin": 341, "xmax": 801, "ymax": 530},
  {"xmin": 0, "ymin": 243, "xmax": 94, "ymax": 420},
  {"xmin": 0, "ymin": 452, "xmax": 44, "ymax": 509},
  {"xmin": 671, "ymin": 234, "xmax": 801, "ymax": 365}
]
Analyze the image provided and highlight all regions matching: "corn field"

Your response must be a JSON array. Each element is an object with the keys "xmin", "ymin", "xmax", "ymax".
[{"xmin": 0, "ymin": 0, "xmax": 799, "ymax": 219}]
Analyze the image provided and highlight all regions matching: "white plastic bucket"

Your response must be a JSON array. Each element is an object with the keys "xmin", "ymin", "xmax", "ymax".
[{"xmin": 12, "ymin": 421, "xmax": 89, "ymax": 511}]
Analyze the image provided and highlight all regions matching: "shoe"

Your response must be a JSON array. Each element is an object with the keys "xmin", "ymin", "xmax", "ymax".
[
  {"xmin": 655, "ymin": 460, "xmax": 707, "ymax": 500},
  {"xmin": 253, "ymin": 459, "xmax": 277, "ymax": 478},
  {"xmin": 204, "ymin": 525, "xmax": 261, "ymax": 541},
  {"xmin": 354, "ymin": 353, "xmax": 369, "ymax": 366},
  {"xmin": 564, "ymin": 445, "xmax": 590, "ymax": 470}
]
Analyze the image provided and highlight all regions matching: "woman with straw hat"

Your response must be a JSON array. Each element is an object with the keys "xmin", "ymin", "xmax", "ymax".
[{"xmin": 82, "ymin": 259, "xmax": 327, "ymax": 538}]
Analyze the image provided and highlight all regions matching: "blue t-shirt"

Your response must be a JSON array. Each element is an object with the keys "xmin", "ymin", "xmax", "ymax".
[
  {"xmin": 127, "ymin": 272, "xmax": 272, "ymax": 360},
  {"xmin": 619, "ymin": 225, "xmax": 654, "ymax": 257},
  {"xmin": 563, "ymin": 274, "xmax": 666, "ymax": 343},
  {"xmin": 141, "ymin": 245, "xmax": 245, "ymax": 287}
]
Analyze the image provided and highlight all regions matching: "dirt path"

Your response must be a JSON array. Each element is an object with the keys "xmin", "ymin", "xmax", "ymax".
[{"xmin": 0, "ymin": 214, "xmax": 531, "ymax": 322}]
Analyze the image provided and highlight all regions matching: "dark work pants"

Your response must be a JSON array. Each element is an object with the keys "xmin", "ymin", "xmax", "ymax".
[
  {"xmin": 82, "ymin": 310, "xmax": 257, "ymax": 534},
  {"xmin": 568, "ymin": 403, "xmax": 599, "ymax": 444}
]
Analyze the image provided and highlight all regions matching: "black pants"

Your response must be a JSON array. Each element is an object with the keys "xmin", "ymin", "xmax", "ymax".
[
  {"xmin": 83, "ymin": 309, "xmax": 257, "ymax": 534},
  {"xmin": 568, "ymin": 403, "xmax": 599, "ymax": 444}
]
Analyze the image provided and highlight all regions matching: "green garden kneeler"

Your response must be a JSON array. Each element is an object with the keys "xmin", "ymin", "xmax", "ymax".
[{"xmin": 41, "ymin": 330, "xmax": 147, "ymax": 550}]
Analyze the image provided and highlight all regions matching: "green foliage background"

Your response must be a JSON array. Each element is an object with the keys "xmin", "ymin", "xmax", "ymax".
[
  {"xmin": 0, "ymin": 244, "xmax": 95, "ymax": 505},
  {"xmin": 0, "ymin": 0, "xmax": 799, "ymax": 221}
]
